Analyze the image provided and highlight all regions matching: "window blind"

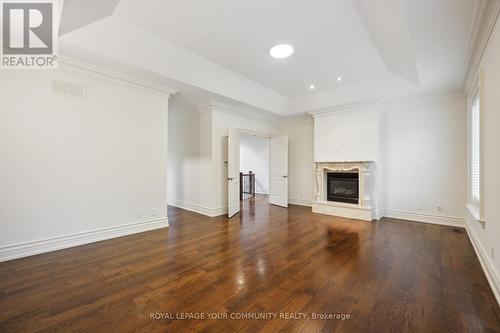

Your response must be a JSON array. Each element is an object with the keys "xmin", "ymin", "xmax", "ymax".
[{"xmin": 471, "ymin": 97, "xmax": 480, "ymax": 202}]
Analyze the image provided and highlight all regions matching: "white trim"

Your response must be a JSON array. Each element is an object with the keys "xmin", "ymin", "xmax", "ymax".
[
  {"xmin": 466, "ymin": 203, "xmax": 486, "ymax": 227},
  {"xmin": 169, "ymin": 200, "xmax": 227, "ymax": 217},
  {"xmin": 197, "ymin": 101, "xmax": 281, "ymax": 123},
  {"xmin": 465, "ymin": 221, "xmax": 500, "ymax": 306},
  {"xmin": 308, "ymin": 98, "xmax": 384, "ymax": 118},
  {"xmin": 459, "ymin": 0, "xmax": 487, "ymax": 89},
  {"xmin": 289, "ymin": 197, "xmax": 312, "ymax": 207},
  {"xmin": 383, "ymin": 92, "xmax": 465, "ymax": 109},
  {"xmin": 0, "ymin": 218, "xmax": 169, "ymax": 262},
  {"xmin": 238, "ymin": 128, "xmax": 273, "ymax": 139},
  {"xmin": 279, "ymin": 113, "xmax": 313, "ymax": 125},
  {"xmin": 463, "ymin": 1, "xmax": 500, "ymax": 94},
  {"xmin": 59, "ymin": 56, "xmax": 178, "ymax": 97},
  {"xmin": 383, "ymin": 209, "xmax": 465, "ymax": 228},
  {"xmin": 373, "ymin": 210, "xmax": 384, "ymax": 221}
]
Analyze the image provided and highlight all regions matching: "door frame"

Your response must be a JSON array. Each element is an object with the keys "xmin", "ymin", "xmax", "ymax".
[
  {"xmin": 237, "ymin": 128, "xmax": 272, "ymax": 139},
  {"xmin": 234, "ymin": 128, "xmax": 274, "ymax": 208}
]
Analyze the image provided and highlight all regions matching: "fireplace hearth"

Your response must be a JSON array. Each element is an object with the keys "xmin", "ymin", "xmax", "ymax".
[{"xmin": 327, "ymin": 172, "xmax": 359, "ymax": 204}]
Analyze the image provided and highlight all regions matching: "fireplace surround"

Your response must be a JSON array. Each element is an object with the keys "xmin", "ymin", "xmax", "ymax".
[{"xmin": 313, "ymin": 161, "xmax": 376, "ymax": 221}]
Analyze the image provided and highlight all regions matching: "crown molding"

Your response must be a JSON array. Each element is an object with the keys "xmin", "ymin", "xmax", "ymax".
[
  {"xmin": 458, "ymin": 0, "xmax": 487, "ymax": 89},
  {"xmin": 59, "ymin": 56, "xmax": 178, "ymax": 97},
  {"xmin": 278, "ymin": 112, "xmax": 313, "ymax": 125},
  {"xmin": 197, "ymin": 101, "xmax": 282, "ymax": 123},
  {"xmin": 308, "ymin": 97, "xmax": 384, "ymax": 118},
  {"xmin": 463, "ymin": 0, "xmax": 500, "ymax": 96},
  {"xmin": 382, "ymin": 91, "xmax": 466, "ymax": 109}
]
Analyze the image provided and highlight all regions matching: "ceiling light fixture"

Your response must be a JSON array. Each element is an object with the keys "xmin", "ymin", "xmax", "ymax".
[
  {"xmin": 337, "ymin": 76, "xmax": 343, "ymax": 82},
  {"xmin": 309, "ymin": 84, "xmax": 316, "ymax": 90},
  {"xmin": 269, "ymin": 44, "xmax": 294, "ymax": 59}
]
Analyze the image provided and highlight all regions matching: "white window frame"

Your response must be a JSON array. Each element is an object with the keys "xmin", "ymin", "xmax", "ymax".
[{"xmin": 467, "ymin": 72, "xmax": 485, "ymax": 224}]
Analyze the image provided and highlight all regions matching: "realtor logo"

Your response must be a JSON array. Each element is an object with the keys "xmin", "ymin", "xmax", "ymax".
[{"xmin": 1, "ymin": 0, "xmax": 58, "ymax": 69}]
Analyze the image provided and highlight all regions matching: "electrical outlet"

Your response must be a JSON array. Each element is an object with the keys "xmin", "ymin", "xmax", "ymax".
[
  {"xmin": 437, "ymin": 206, "xmax": 442, "ymax": 213},
  {"xmin": 151, "ymin": 208, "xmax": 158, "ymax": 217},
  {"xmin": 136, "ymin": 211, "xmax": 143, "ymax": 219},
  {"xmin": 492, "ymin": 246, "xmax": 495, "ymax": 259}
]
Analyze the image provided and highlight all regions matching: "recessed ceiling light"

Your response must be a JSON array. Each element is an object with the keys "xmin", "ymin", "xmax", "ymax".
[
  {"xmin": 337, "ymin": 76, "xmax": 343, "ymax": 82},
  {"xmin": 309, "ymin": 84, "xmax": 316, "ymax": 90},
  {"xmin": 269, "ymin": 44, "xmax": 294, "ymax": 59}
]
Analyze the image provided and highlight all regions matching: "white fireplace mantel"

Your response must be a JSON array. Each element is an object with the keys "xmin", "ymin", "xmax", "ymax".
[{"xmin": 312, "ymin": 161, "xmax": 376, "ymax": 221}]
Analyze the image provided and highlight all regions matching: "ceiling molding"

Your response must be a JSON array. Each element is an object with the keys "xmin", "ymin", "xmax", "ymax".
[
  {"xmin": 59, "ymin": 56, "xmax": 178, "ymax": 97},
  {"xmin": 458, "ymin": 0, "xmax": 486, "ymax": 90},
  {"xmin": 463, "ymin": 0, "xmax": 500, "ymax": 96},
  {"xmin": 382, "ymin": 91, "xmax": 466, "ymax": 109},
  {"xmin": 278, "ymin": 113, "xmax": 313, "ymax": 126},
  {"xmin": 197, "ymin": 101, "xmax": 282, "ymax": 123},
  {"xmin": 308, "ymin": 98, "xmax": 384, "ymax": 118}
]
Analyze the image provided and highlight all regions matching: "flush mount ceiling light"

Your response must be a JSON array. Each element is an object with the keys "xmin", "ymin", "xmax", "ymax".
[
  {"xmin": 269, "ymin": 44, "xmax": 294, "ymax": 59},
  {"xmin": 337, "ymin": 76, "xmax": 343, "ymax": 82},
  {"xmin": 309, "ymin": 84, "xmax": 316, "ymax": 90}
]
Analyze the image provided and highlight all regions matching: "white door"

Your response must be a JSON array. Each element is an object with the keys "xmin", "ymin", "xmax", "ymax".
[
  {"xmin": 269, "ymin": 135, "xmax": 288, "ymax": 207},
  {"xmin": 227, "ymin": 129, "xmax": 240, "ymax": 218}
]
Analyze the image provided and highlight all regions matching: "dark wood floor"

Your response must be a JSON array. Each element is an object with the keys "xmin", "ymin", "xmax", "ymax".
[{"xmin": 0, "ymin": 195, "xmax": 499, "ymax": 332}]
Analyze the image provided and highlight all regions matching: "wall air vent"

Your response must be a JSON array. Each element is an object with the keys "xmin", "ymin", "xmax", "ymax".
[{"xmin": 51, "ymin": 80, "xmax": 86, "ymax": 100}]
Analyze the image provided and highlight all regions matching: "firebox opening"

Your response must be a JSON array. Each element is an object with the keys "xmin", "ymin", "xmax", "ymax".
[{"xmin": 327, "ymin": 172, "xmax": 359, "ymax": 205}]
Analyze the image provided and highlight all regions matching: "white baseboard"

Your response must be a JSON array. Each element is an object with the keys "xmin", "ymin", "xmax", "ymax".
[
  {"xmin": 373, "ymin": 210, "xmax": 384, "ymax": 221},
  {"xmin": 382, "ymin": 209, "xmax": 465, "ymax": 228},
  {"xmin": 465, "ymin": 220, "xmax": 500, "ymax": 306},
  {"xmin": 289, "ymin": 197, "xmax": 312, "ymax": 207},
  {"xmin": 168, "ymin": 199, "xmax": 227, "ymax": 217},
  {"xmin": 0, "ymin": 218, "xmax": 169, "ymax": 262}
]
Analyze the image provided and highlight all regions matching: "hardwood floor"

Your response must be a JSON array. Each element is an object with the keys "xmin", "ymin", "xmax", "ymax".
[{"xmin": 0, "ymin": 195, "xmax": 499, "ymax": 332}]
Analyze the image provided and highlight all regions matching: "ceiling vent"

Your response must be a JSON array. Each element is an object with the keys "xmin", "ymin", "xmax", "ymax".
[{"xmin": 51, "ymin": 79, "xmax": 86, "ymax": 100}]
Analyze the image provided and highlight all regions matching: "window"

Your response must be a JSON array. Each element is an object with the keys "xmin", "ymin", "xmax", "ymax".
[{"xmin": 471, "ymin": 97, "xmax": 480, "ymax": 203}]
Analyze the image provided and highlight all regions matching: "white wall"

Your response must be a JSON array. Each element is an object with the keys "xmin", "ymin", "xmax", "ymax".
[
  {"xmin": 314, "ymin": 108, "xmax": 379, "ymax": 162},
  {"xmin": 167, "ymin": 97, "xmax": 214, "ymax": 213},
  {"xmin": 167, "ymin": 103, "xmax": 278, "ymax": 216},
  {"xmin": 385, "ymin": 95, "xmax": 467, "ymax": 219},
  {"xmin": 0, "ymin": 66, "xmax": 169, "ymax": 260},
  {"xmin": 239, "ymin": 134, "xmax": 270, "ymax": 194},
  {"xmin": 466, "ymin": 17, "xmax": 500, "ymax": 302},
  {"xmin": 278, "ymin": 118, "xmax": 315, "ymax": 206},
  {"xmin": 313, "ymin": 107, "xmax": 382, "ymax": 214},
  {"xmin": 311, "ymin": 95, "xmax": 467, "ymax": 221}
]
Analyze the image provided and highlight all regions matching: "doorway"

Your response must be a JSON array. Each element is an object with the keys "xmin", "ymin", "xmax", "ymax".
[
  {"xmin": 227, "ymin": 129, "xmax": 288, "ymax": 218},
  {"xmin": 239, "ymin": 133, "xmax": 270, "ymax": 201}
]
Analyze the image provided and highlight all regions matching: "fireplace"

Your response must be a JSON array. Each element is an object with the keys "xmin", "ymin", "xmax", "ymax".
[
  {"xmin": 327, "ymin": 172, "xmax": 359, "ymax": 204},
  {"xmin": 313, "ymin": 161, "xmax": 375, "ymax": 221}
]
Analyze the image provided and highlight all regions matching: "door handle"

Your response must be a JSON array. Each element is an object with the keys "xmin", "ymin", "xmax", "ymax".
[
  {"xmin": 228, "ymin": 177, "xmax": 235, "ymax": 181},
  {"xmin": 283, "ymin": 175, "xmax": 288, "ymax": 178}
]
